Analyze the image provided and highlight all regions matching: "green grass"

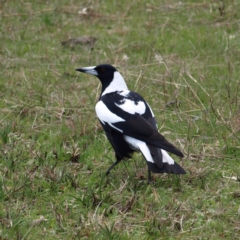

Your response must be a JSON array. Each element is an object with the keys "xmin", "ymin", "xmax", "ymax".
[{"xmin": 1, "ymin": 0, "xmax": 240, "ymax": 239}]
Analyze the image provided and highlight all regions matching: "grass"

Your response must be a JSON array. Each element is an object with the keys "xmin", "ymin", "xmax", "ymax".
[{"xmin": 0, "ymin": 0, "xmax": 240, "ymax": 239}]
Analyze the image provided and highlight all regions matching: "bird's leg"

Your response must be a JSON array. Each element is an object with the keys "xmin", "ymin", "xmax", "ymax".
[
  {"xmin": 147, "ymin": 169, "xmax": 152, "ymax": 183},
  {"xmin": 106, "ymin": 160, "xmax": 119, "ymax": 175}
]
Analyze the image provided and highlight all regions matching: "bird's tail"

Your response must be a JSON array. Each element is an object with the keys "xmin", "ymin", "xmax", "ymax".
[{"xmin": 146, "ymin": 146, "xmax": 186, "ymax": 174}]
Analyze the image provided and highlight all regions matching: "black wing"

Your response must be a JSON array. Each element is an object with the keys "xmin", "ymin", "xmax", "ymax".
[
  {"xmin": 113, "ymin": 114, "xmax": 184, "ymax": 157},
  {"xmin": 98, "ymin": 91, "xmax": 183, "ymax": 158},
  {"xmin": 100, "ymin": 121, "xmax": 134, "ymax": 161},
  {"xmin": 145, "ymin": 117, "xmax": 185, "ymax": 174}
]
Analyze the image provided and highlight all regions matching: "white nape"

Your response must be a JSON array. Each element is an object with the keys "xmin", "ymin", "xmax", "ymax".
[{"xmin": 102, "ymin": 72, "xmax": 128, "ymax": 96}]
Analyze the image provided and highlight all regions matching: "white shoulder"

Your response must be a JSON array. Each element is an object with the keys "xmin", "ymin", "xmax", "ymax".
[
  {"xmin": 115, "ymin": 99, "xmax": 146, "ymax": 115},
  {"xmin": 95, "ymin": 101, "xmax": 125, "ymax": 124}
]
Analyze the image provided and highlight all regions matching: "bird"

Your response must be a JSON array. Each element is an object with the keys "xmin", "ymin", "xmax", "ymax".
[{"xmin": 76, "ymin": 64, "xmax": 186, "ymax": 182}]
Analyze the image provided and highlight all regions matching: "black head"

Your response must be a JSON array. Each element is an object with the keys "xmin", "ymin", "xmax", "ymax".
[
  {"xmin": 76, "ymin": 64, "xmax": 117, "ymax": 84},
  {"xmin": 76, "ymin": 64, "xmax": 128, "ymax": 95}
]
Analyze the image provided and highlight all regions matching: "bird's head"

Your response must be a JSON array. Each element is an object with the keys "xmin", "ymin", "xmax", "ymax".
[
  {"xmin": 76, "ymin": 64, "xmax": 117, "ymax": 84},
  {"xmin": 76, "ymin": 64, "xmax": 128, "ymax": 95}
]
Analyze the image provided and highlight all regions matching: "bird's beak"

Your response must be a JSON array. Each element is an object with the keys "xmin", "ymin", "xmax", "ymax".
[{"xmin": 76, "ymin": 66, "xmax": 98, "ymax": 76}]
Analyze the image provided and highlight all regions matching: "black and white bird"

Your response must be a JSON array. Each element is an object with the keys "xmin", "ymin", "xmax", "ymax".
[{"xmin": 76, "ymin": 64, "xmax": 186, "ymax": 181}]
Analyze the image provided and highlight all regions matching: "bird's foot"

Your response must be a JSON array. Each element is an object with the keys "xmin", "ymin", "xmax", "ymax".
[{"xmin": 147, "ymin": 169, "xmax": 152, "ymax": 184}]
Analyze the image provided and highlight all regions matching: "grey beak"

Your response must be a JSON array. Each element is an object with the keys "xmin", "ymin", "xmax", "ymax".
[{"xmin": 76, "ymin": 66, "xmax": 98, "ymax": 76}]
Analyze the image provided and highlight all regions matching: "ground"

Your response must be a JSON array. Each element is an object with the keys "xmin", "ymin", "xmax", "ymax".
[{"xmin": 0, "ymin": 0, "xmax": 240, "ymax": 239}]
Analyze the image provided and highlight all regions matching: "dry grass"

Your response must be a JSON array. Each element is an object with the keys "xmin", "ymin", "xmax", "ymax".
[{"xmin": 0, "ymin": 0, "xmax": 240, "ymax": 239}]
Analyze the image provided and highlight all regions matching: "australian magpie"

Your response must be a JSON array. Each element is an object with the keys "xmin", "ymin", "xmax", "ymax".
[{"xmin": 76, "ymin": 64, "xmax": 186, "ymax": 181}]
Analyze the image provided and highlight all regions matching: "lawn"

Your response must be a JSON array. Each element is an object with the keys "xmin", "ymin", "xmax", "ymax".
[{"xmin": 0, "ymin": 0, "xmax": 240, "ymax": 239}]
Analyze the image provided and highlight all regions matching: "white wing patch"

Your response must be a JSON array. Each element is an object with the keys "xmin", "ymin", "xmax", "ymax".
[
  {"xmin": 95, "ymin": 101, "xmax": 125, "ymax": 126},
  {"xmin": 108, "ymin": 123, "xmax": 123, "ymax": 132},
  {"xmin": 115, "ymin": 99, "xmax": 146, "ymax": 115}
]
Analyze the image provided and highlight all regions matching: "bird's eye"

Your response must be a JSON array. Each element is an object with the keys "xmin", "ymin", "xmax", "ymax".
[{"xmin": 101, "ymin": 68, "xmax": 105, "ymax": 72}]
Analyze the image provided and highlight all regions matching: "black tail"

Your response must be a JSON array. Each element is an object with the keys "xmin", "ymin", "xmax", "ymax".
[{"xmin": 146, "ymin": 161, "xmax": 186, "ymax": 174}]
